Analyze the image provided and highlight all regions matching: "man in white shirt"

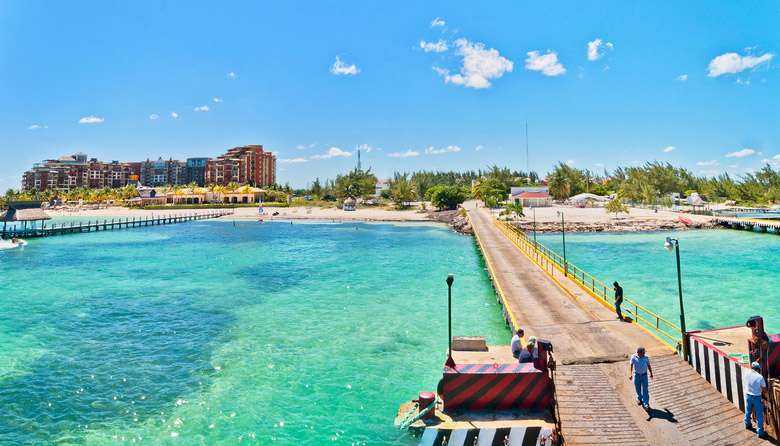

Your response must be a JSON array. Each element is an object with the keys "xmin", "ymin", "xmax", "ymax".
[
  {"xmin": 629, "ymin": 346, "xmax": 653, "ymax": 410},
  {"xmin": 744, "ymin": 361, "xmax": 768, "ymax": 438},
  {"xmin": 510, "ymin": 328, "xmax": 525, "ymax": 359}
]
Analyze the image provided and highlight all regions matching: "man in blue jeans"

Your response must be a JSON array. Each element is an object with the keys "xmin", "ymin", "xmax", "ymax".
[
  {"xmin": 744, "ymin": 361, "xmax": 768, "ymax": 438},
  {"xmin": 629, "ymin": 346, "xmax": 653, "ymax": 410}
]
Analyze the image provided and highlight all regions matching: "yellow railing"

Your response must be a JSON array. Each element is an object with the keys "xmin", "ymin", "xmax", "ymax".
[{"xmin": 488, "ymin": 212, "xmax": 682, "ymax": 352}]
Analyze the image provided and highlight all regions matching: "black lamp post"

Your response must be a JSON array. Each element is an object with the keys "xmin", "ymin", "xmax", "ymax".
[
  {"xmin": 557, "ymin": 211, "xmax": 567, "ymax": 276},
  {"xmin": 445, "ymin": 274, "xmax": 456, "ymax": 368},
  {"xmin": 664, "ymin": 236, "xmax": 689, "ymax": 361}
]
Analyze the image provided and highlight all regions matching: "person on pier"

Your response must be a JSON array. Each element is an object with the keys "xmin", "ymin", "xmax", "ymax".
[
  {"xmin": 613, "ymin": 281, "xmax": 624, "ymax": 321},
  {"xmin": 744, "ymin": 361, "xmax": 768, "ymax": 438},
  {"xmin": 511, "ymin": 328, "xmax": 526, "ymax": 359},
  {"xmin": 518, "ymin": 342, "xmax": 535, "ymax": 364},
  {"xmin": 629, "ymin": 346, "xmax": 653, "ymax": 410}
]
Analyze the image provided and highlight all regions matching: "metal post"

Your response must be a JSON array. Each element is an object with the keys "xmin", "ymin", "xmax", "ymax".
[
  {"xmin": 560, "ymin": 212, "xmax": 567, "ymax": 276},
  {"xmin": 532, "ymin": 206, "xmax": 537, "ymax": 248},
  {"xmin": 445, "ymin": 274, "xmax": 456, "ymax": 368},
  {"xmin": 674, "ymin": 240, "xmax": 689, "ymax": 362}
]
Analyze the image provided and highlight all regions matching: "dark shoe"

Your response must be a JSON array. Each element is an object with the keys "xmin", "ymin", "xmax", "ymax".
[
  {"xmin": 643, "ymin": 404, "xmax": 650, "ymax": 411},
  {"xmin": 746, "ymin": 424, "xmax": 752, "ymax": 430},
  {"xmin": 758, "ymin": 432, "xmax": 767, "ymax": 439},
  {"xmin": 637, "ymin": 400, "xmax": 642, "ymax": 405}
]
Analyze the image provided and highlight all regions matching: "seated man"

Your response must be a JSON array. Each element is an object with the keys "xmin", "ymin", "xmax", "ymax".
[
  {"xmin": 518, "ymin": 342, "xmax": 535, "ymax": 364},
  {"xmin": 511, "ymin": 328, "xmax": 525, "ymax": 359}
]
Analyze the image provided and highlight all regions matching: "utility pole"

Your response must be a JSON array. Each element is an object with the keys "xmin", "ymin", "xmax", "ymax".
[{"xmin": 357, "ymin": 149, "xmax": 362, "ymax": 172}]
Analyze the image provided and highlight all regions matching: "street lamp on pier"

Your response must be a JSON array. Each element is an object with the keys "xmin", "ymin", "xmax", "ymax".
[
  {"xmin": 445, "ymin": 274, "xmax": 456, "ymax": 368},
  {"xmin": 664, "ymin": 236, "xmax": 689, "ymax": 362}
]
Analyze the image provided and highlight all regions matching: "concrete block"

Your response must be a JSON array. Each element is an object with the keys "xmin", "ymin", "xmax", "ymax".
[{"xmin": 452, "ymin": 336, "xmax": 488, "ymax": 351}]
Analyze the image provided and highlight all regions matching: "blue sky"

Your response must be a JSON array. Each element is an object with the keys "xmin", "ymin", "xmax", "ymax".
[{"xmin": 1, "ymin": 1, "xmax": 779, "ymax": 189}]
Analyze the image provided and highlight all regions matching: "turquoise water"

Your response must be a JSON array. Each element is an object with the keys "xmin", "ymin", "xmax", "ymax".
[
  {"xmin": 0, "ymin": 220, "xmax": 508, "ymax": 445},
  {"xmin": 535, "ymin": 229, "xmax": 780, "ymax": 334}
]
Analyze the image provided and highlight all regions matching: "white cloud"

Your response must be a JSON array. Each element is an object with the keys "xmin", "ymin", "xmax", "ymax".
[
  {"xmin": 736, "ymin": 78, "xmax": 751, "ymax": 85},
  {"xmin": 171, "ymin": 112, "xmax": 178, "ymax": 118},
  {"xmin": 475, "ymin": 145, "xmax": 484, "ymax": 151},
  {"xmin": 728, "ymin": 164, "xmax": 740, "ymax": 168},
  {"xmin": 594, "ymin": 163, "xmax": 604, "ymax": 167},
  {"xmin": 355, "ymin": 144, "xmax": 373, "ymax": 153},
  {"xmin": 213, "ymin": 98, "xmax": 223, "ymax": 103},
  {"xmin": 566, "ymin": 159, "xmax": 575, "ymax": 166},
  {"xmin": 330, "ymin": 56, "xmax": 360, "ymax": 76},
  {"xmin": 663, "ymin": 146, "xmax": 676, "ymax": 153},
  {"xmin": 631, "ymin": 160, "xmax": 640, "ymax": 164},
  {"xmin": 279, "ymin": 158, "xmax": 308, "ymax": 163},
  {"xmin": 696, "ymin": 160, "xmax": 718, "ymax": 166},
  {"xmin": 311, "ymin": 147, "xmax": 352, "ymax": 159},
  {"xmin": 79, "ymin": 116, "xmax": 104, "ymax": 124},
  {"xmin": 525, "ymin": 50, "xmax": 566, "ymax": 76},
  {"xmin": 296, "ymin": 145, "xmax": 306, "ymax": 150},
  {"xmin": 425, "ymin": 145, "xmax": 461, "ymax": 155},
  {"xmin": 26, "ymin": 124, "xmax": 47, "ymax": 130},
  {"xmin": 676, "ymin": 74, "xmax": 688, "ymax": 81},
  {"xmin": 587, "ymin": 39, "xmax": 613, "ymax": 61},
  {"xmin": 707, "ymin": 52, "xmax": 774, "ymax": 77},
  {"xmin": 435, "ymin": 39, "xmax": 513, "ymax": 89},
  {"xmin": 150, "ymin": 114, "xmax": 158, "ymax": 120},
  {"xmin": 726, "ymin": 148, "xmax": 756, "ymax": 158},
  {"xmin": 194, "ymin": 106, "xmax": 210, "ymax": 111},
  {"xmin": 227, "ymin": 72, "xmax": 236, "ymax": 78},
  {"xmin": 700, "ymin": 169, "xmax": 720, "ymax": 175},
  {"xmin": 388, "ymin": 150, "xmax": 419, "ymax": 158},
  {"xmin": 430, "ymin": 17, "xmax": 445, "ymax": 28},
  {"xmin": 420, "ymin": 40, "xmax": 449, "ymax": 53},
  {"xmin": 745, "ymin": 168, "xmax": 756, "ymax": 174}
]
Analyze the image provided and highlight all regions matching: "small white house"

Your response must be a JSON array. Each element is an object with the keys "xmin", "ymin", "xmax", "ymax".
[{"xmin": 375, "ymin": 180, "xmax": 390, "ymax": 197}]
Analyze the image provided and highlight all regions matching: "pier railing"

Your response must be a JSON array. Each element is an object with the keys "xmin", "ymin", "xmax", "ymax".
[
  {"xmin": 487, "ymin": 211, "xmax": 683, "ymax": 353},
  {"xmin": 0, "ymin": 210, "xmax": 234, "ymax": 238}
]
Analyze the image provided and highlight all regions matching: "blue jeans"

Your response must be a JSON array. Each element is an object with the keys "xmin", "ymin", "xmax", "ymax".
[
  {"xmin": 616, "ymin": 300, "xmax": 623, "ymax": 319},
  {"xmin": 745, "ymin": 394, "xmax": 765, "ymax": 436},
  {"xmin": 634, "ymin": 373, "xmax": 649, "ymax": 406}
]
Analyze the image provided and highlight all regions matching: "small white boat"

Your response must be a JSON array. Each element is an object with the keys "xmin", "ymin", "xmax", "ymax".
[{"xmin": 0, "ymin": 237, "xmax": 26, "ymax": 249}]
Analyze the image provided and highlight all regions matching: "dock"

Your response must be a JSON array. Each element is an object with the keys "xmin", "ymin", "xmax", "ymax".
[
  {"xmin": 0, "ymin": 210, "xmax": 233, "ymax": 239},
  {"xmin": 467, "ymin": 203, "xmax": 768, "ymax": 445},
  {"xmin": 717, "ymin": 216, "xmax": 780, "ymax": 234}
]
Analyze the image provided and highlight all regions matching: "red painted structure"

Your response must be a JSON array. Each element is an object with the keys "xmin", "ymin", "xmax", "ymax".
[{"xmin": 437, "ymin": 363, "xmax": 552, "ymax": 412}]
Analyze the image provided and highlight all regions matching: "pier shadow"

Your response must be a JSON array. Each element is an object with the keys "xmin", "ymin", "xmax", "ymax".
[{"xmin": 646, "ymin": 407, "xmax": 678, "ymax": 423}]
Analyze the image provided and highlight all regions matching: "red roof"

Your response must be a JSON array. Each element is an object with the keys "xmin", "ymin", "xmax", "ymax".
[{"xmin": 511, "ymin": 192, "xmax": 552, "ymax": 198}]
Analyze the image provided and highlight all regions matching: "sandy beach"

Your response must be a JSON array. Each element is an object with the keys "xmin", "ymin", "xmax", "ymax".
[{"xmin": 45, "ymin": 201, "xmax": 719, "ymax": 232}]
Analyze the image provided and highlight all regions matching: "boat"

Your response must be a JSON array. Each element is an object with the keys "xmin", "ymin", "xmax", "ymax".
[
  {"xmin": 678, "ymin": 216, "xmax": 693, "ymax": 225},
  {"xmin": 0, "ymin": 237, "xmax": 26, "ymax": 249}
]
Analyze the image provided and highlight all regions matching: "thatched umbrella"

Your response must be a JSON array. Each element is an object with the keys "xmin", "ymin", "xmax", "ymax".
[{"xmin": 0, "ymin": 200, "xmax": 52, "ymax": 234}]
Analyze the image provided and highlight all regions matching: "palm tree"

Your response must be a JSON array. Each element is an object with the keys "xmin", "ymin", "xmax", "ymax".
[{"xmin": 547, "ymin": 173, "xmax": 570, "ymax": 199}]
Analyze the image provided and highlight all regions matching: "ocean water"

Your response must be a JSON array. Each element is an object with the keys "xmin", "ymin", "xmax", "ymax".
[
  {"xmin": 0, "ymin": 220, "xmax": 508, "ymax": 445},
  {"xmin": 535, "ymin": 229, "xmax": 780, "ymax": 335}
]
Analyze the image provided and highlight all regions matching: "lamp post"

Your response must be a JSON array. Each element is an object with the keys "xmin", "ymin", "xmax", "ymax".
[
  {"xmin": 557, "ymin": 211, "xmax": 567, "ymax": 276},
  {"xmin": 664, "ymin": 236, "xmax": 689, "ymax": 362},
  {"xmin": 445, "ymin": 274, "xmax": 456, "ymax": 368}
]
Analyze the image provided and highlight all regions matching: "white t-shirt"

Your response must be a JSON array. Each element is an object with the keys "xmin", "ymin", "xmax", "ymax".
[
  {"xmin": 511, "ymin": 334, "xmax": 525, "ymax": 354},
  {"xmin": 745, "ymin": 369, "xmax": 766, "ymax": 397}
]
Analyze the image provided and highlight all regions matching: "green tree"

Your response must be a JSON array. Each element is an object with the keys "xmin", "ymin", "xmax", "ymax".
[
  {"xmin": 547, "ymin": 172, "xmax": 570, "ymax": 199},
  {"xmin": 334, "ymin": 168, "xmax": 377, "ymax": 200},
  {"xmin": 390, "ymin": 175, "xmax": 416, "ymax": 208},
  {"xmin": 430, "ymin": 186, "xmax": 468, "ymax": 210},
  {"xmin": 605, "ymin": 198, "xmax": 630, "ymax": 218},
  {"xmin": 476, "ymin": 179, "xmax": 509, "ymax": 202}
]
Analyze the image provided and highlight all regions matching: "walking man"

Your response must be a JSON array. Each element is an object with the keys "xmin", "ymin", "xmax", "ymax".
[
  {"xmin": 629, "ymin": 346, "xmax": 653, "ymax": 410},
  {"xmin": 511, "ymin": 328, "xmax": 525, "ymax": 359},
  {"xmin": 613, "ymin": 281, "xmax": 624, "ymax": 321},
  {"xmin": 745, "ymin": 361, "xmax": 768, "ymax": 438}
]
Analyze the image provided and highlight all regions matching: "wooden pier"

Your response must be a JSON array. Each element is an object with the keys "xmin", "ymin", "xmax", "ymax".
[
  {"xmin": 717, "ymin": 216, "xmax": 780, "ymax": 234},
  {"xmin": 0, "ymin": 210, "xmax": 234, "ymax": 239},
  {"xmin": 467, "ymin": 203, "xmax": 768, "ymax": 445}
]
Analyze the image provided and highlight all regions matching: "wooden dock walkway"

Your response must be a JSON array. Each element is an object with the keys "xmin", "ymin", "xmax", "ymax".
[
  {"xmin": 0, "ymin": 210, "xmax": 234, "ymax": 239},
  {"xmin": 467, "ymin": 203, "xmax": 767, "ymax": 445}
]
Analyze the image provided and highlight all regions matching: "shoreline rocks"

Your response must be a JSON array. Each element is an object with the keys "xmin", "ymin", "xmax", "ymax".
[{"xmin": 505, "ymin": 218, "xmax": 719, "ymax": 233}]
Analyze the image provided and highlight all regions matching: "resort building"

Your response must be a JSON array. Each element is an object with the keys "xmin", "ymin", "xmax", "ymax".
[
  {"xmin": 22, "ymin": 153, "xmax": 137, "ymax": 192},
  {"xmin": 139, "ymin": 158, "xmax": 185, "ymax": 187},
  {"xmin": 21, "ymin": 145, "xmax": 277, "ymax": 191},
  {"xmin": 205, "ymin": 145, "xmax": 276, "ymax": 187}
]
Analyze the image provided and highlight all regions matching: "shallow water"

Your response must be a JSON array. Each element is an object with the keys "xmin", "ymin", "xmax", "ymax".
[
  {"xmin": 535, "ymin": 228, "xmax": 780, "ymax": 334},
  {"xmin": 0, "ymin": 220, "xmax": 507, "ymax": 445}
]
